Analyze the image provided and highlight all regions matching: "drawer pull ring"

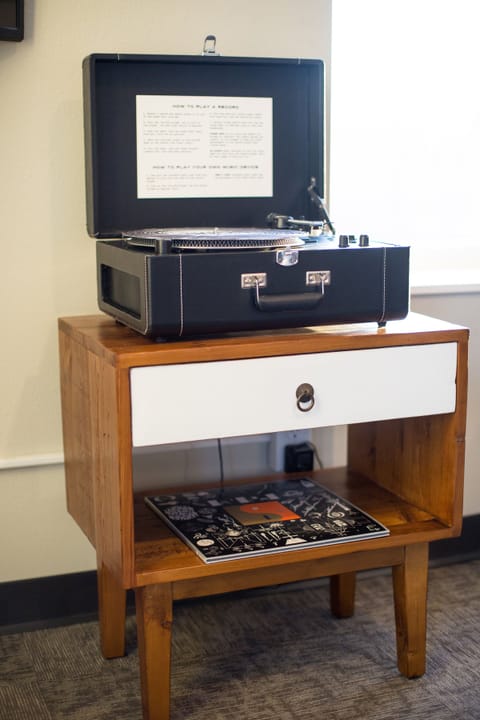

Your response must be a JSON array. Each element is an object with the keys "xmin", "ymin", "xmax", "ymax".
[{"xmin": 296, "ymin": 383, "xmax": 315, "ymax": 412}]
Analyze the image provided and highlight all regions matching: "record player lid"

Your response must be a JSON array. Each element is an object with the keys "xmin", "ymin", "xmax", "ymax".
[{"xmin": 83, "ymin": 52, "xmax": 324, "ymax": 238}]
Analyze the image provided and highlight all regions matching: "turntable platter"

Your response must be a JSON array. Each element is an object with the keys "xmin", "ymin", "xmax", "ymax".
[{"xmin": 122, "ymin": 227, "xmax": 305, "ymax": 251}]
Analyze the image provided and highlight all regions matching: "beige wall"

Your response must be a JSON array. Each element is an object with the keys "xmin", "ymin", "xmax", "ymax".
[
  {"xmin": 0, "ymin": 0, "xmax": 332, "ymax": 581},
  {"xmin": 2, "ymin": 2, "xmax": 478, "ymax": 586}
]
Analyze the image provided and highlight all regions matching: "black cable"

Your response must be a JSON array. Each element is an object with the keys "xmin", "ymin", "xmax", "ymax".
[
  {"xmin": 307, "ymin": 441, "xmax": 324, "ymax": 470},
  {"xmin": 217, "ymin": 438, "xmax": 225, "ymax": 495}
]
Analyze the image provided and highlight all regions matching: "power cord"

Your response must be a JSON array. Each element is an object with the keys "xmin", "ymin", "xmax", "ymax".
[
  {"xmin": 308, "ymin": 441, "xmax": 324, "ymax": 470},
  {"xmin": 217, "ymin": 437, "xmax": 225, "ymax": 495}
]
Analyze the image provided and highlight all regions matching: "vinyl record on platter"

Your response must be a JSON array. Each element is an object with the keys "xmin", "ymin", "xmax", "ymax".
[{"xmin": 122, "ymin": 226, "xmax": 304, "ymax": 250}]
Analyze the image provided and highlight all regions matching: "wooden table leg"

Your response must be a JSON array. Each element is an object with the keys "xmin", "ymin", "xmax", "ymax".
[
  {"xmin": 330, "ymin": 572, "xmax": 356, "ymax": 618},
  {"xmin": 392, "ymin": 543, "xmax": 429, "ymax": 678},
  {"xmin": 97, "ymin": 561, "xmax": 127, "ymax": 658},
  {"xmin": 136, "ymin": 583, "xmax": 173, "ymax": 720}
]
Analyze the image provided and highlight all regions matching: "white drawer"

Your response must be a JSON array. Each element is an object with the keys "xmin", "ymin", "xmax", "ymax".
[{"xmin": 130, "ymin": 342, "xmax": 457, "ymax": 447}]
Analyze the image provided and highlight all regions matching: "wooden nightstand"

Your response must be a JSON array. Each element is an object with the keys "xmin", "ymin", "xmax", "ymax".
[{"xmin": 58, "ymin": 313, "xmax": 468, "ymax": 720}]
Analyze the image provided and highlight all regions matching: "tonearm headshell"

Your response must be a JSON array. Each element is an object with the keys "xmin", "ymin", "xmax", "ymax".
[{"xmin": 267, "ymin": 177, "xmax": 335, "ymax": 237}]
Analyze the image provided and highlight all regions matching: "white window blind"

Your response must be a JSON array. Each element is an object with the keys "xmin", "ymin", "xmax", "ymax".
[{"xmin": 330, "ymin": 0, "xmax": 480, "ymax": 284}]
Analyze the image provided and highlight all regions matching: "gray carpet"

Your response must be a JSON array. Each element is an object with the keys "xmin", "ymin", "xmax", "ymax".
[{"xmin": 1, "ymin": 560, "xmax": 480, "ymax": 720}]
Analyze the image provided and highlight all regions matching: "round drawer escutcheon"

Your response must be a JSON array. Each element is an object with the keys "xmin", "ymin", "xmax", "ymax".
[{"xmin": 296, "ymin": 383, "xmax": 315, "ymax": 412}]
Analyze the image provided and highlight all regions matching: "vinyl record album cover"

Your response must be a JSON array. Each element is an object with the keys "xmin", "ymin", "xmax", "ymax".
[{"xmin": 145, "ymin": 478, "xmax": 389, "ymax": 563}]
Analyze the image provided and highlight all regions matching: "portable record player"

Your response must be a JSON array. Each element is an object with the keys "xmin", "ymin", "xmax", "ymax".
[{"xmin": 83, "ymin": 45, "xmax": 409, "ymax": 339}]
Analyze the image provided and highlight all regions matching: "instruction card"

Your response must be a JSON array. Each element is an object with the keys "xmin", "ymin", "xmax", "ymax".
[{"xmin": 136, "ymin": 94, "xmax": 273, "ymax": 199}]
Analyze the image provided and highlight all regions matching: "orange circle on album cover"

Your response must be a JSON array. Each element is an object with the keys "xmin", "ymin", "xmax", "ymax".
[{"xmin": 225, "ymin": 501, "xmax": 300, "ymax": 526}]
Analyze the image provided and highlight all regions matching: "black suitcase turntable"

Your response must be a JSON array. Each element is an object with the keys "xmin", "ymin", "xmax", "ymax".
[{"xmin": 83, "ymin": 48, "xmax": 409, "ymax": 339}]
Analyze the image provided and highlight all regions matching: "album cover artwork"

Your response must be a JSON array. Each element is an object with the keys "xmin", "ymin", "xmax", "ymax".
[{"xmin": 144, "ymin": 478, "xmax": 389, "ymax": 564}]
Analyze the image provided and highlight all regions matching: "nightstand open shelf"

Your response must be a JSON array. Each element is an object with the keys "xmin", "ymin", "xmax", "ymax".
[
  {"xmin": 59, "ymin": 313, "xmax": 468, "ymax": 720},
  {"xmin": 133, "ymin": 468, "xmax": 453, "ymax": 587}
]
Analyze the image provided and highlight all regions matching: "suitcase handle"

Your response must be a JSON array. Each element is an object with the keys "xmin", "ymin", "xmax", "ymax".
[{"xmin": 254, "ymin": 282, "xmax": 325, "ymax": 312}]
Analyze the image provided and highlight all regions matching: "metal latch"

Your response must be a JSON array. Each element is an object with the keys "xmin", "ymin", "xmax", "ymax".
[
  {"xmin": 276, "ymin": 248, "xmax": 299, "ymax": 266},
  {"xmin": 202, "ymin": 35, "xmax": 219, "ymax": 55}
]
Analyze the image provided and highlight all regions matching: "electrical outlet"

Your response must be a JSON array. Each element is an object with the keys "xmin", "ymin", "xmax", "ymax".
[{"xmin": 268, "ymin": 429, "xmax": 311, "ymax": 472}]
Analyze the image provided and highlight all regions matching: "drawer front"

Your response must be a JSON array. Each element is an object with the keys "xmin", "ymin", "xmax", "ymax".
[{"xmin": 130, "ymin": 342, "xmax": 457, "ymax": 447}]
